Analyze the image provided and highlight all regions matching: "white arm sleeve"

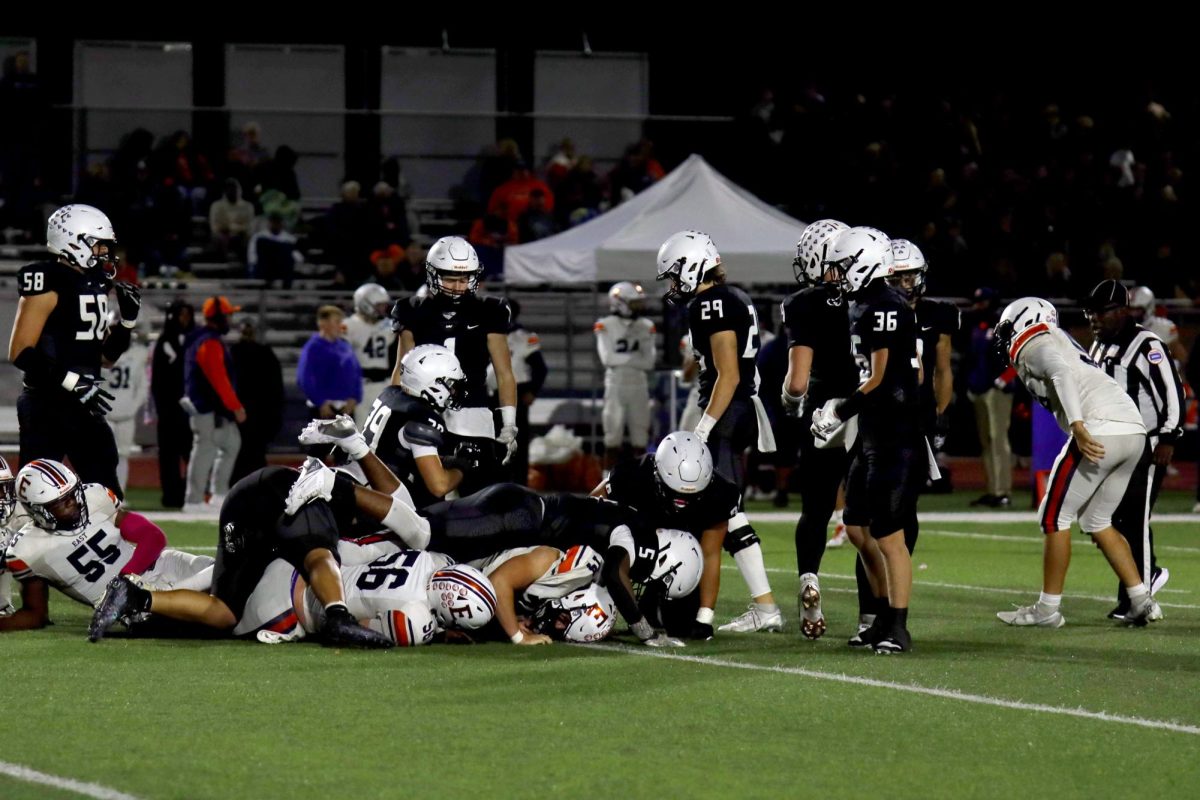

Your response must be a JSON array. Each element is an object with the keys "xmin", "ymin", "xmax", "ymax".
[
  {"xmin": 595, "ymin": 323, "xmax": 615, "ymax": 368},
  {"xmin": 608, "ymin": 525, "xmax": 636, "ymax": 562},
  {"xmin": 1026, "ymin": 339, "xmax": 1085, "ymax": 424}
]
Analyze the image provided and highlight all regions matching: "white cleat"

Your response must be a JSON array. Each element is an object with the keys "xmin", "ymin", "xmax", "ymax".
[
  {"xmin": 826, "ymin": 523, "xmax": 849, "ymax": 548},
  {"xmin": 997, "ymin": 603, "xmax": 1065, "ymax": 628},
  {"xmin": 299, "ymin": 415, "xmax": 369, "ymax": 459},
  {"xmin": 798, "ymin": 573, "xmax": 826, "ymax": 640},
  {"xmin": 718, "ymin": 604, "xmax": 784, "ymax": 633},
  {"xmin": 284, "ymin": 457, "xmax": 337, "ymax": 516},
  {"xmin": 1125, "ymin": 595, "xmax": 1159, "ymax": 627}
]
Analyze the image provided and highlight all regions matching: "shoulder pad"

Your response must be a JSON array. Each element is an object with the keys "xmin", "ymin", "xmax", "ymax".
[
  {"xmin": 84, "ymin": 483, "xmax": 121, "ymax": 522},
  {"xmin": 402, "ymin": 420, "xmax": 445, "ymax": 449}
]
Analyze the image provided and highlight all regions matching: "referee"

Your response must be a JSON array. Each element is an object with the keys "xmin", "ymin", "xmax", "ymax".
[{"xmin": 1084, "ymin": 279, "xmax": 1182, "ymax": 618}]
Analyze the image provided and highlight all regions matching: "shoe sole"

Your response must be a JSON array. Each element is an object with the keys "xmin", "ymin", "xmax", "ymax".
[
  {"xmin": 717, "ymin": 619, "xmax": 785, "ymax": 634},
  {"xmin": 88, "ymin": 581, "xmax": 131, "ymax": 643},
  {"xmin": 800, "ymin": 584, "xmax": 826, "ymax": 640}
]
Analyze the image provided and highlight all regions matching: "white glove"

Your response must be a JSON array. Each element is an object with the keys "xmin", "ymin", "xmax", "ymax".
[
  {"xmin": 498, "ymin": 405, "xmax": 518, "ymax": 465},
  {"xmin": 693, "ymin": 413, "xmax": 718, "ymax": 443},
  {"xmin": 810, "ymin": 404, "xmax": 842, "ymax": 442},
  {"xmin": 284, "ymin": 457, "xmax": 337, "ymax": 516},
  {"xmin": 643, "ymin": 633, "xmax": 686, "ymax": 648},
  {"xmin": 298, "ymin": 415, "xmax": 370, "ymax": 460},
  {"xmin": 781, "ymin": 389, "xmax": 806, "ymax": 418}
]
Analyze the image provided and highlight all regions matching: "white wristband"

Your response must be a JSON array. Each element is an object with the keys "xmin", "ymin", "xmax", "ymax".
[
  {"xmin": 510, "ymin": 631, "xmax": 525, "ymax": 644},
  {"xmin": 500, "ymin": 405, "xmax": 517, "ymax": 428},
  {"xmin": 694, "ymin": 413, "xmax": 718, "ymax": 439},
  {"xmin": 120, "ymin": 319, "xmax": 137, "ymax": 329},
  {"xmin": 61, "ymin": 371, "xmax": 80, "ymax": 391},
  {"xmin": 696, "ymin": 607, "xmax": 714, "ymax": 625}
]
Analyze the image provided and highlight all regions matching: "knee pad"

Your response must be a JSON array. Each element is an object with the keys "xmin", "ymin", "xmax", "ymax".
[{"xmin": 724, "ymin": 514, "xmax": 760, "ymax": 555}]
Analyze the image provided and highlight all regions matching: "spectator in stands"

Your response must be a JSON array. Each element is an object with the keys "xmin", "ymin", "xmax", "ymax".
[
  {"xmin": 544, "ymin": 137, "xmax": 577, "ymax": 188},
  {"xmin": 182, "ymin": 297, "xmax": 245, "ymax": 512},
  {"xmin": 258, "ymin": 188, "xmax": 301, "ymax": 232},
  {"xmin": 247, "ymin": 212, "xmax": 302, "ymax": 288},
  {"xmin": 368, "ymin": 180, "xmax": 411, "ymax": 249},
  {"xmin": 324, "ymin": 180, "xmax": 372, "ymax": 286},
  {"xmin": 153, "ymin": 130, "xmax": 214, "ymax": 213},
  {"xmin": 469, "ymin": 212, "xmax": 518, "ymax": 277},
  {"xmin": 517, "ymin": 188, "xmax": 557, "ymax": 243},
  {"xmin": 479, "ymin": 138, "xmax": 522, "ymax": 205},
  {"xmin": 209, "ymin": 178, "xmax": 254, "ymax": 262},
  {"xmin": 297, "ymin": 306, "xmax": 362, "ymax": 420},
  {"xmin": 607, "ymin": 140, "xmax": 663, "ymax": 205},
  {"xmin": 230, "ymin": 320, "xmax": 284, "ymax": 483},
  {"xmin": 260, "ymin": 144, "xmax": 301, "ymax": 201},
  {"xmin": 231, "ymin": 122, "xmax": 270, "ymax": 171},
  {"xmin": 151, "ymin": 300, "xmax": 194, "ymax": 508},
  {"xmin": 488, "ymin": 162, "xmax": 554, "ymax": 225},
  {"xmin": 367, "ymin": 244, "xmax": 407, "ymax": 292},
  {"xmin": 555, "ymin": 155, "xmax": 603, "ymax": 228},
  {"xmin": 397, "ymin": 241, "xmax": 427, "ymax": 291},
  {"xmin": 963, "ymin": 287, "xmax": 1013, "ymax": 508}
]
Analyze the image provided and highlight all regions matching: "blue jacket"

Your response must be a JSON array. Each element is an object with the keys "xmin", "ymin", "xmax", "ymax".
[
  {"xmin": 297, "ymin": 335, "xmax": 363, "ymax": 407},
  {"xmin": 184, "ymin": 327, "xmax": 240, "ymax": 418}
]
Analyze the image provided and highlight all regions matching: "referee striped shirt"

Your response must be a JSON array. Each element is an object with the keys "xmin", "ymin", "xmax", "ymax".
[{"xmin": 1088, "ymin": 323, "xmax": 1185, "ymax": 444}]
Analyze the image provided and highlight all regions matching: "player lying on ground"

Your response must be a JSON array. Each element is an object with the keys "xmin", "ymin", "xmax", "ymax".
[
  {"xmin": 0, "ymin": 458, "xmax": 212, "ymax": 633},
  {"xmin": 298, "ymin": 419, "xmax": 702, "ymax": 646}
]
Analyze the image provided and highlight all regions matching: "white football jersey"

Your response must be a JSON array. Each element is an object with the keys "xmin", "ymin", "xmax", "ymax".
[
  {"xmin": 594, "ymin": 316, "xmax": 656, "ymax": 374},
  {"xmin": 343, "ymin": 314, "xmax": 396, "ymax": 374},
  {"xmin": 487, "ymin": 326, "xmax": 541, "ymax": 389},
  {"xmin": 469, "ymin": 544, "xmax": 603, "ymax": 611},
  {"xmin": 1014, "ymin": 327, "xmax": 1144, "ymax": 436},
  {"xmin": 104, "ymin": 342, "xmax": 150, "ymax": 421},
  {"xmin": 1144, "ymin": 315, "xmax": 1179, "ymax": 348}
]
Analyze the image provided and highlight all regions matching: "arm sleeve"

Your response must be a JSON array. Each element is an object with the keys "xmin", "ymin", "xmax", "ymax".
[
  {"xmin": 601, "ymin": 544, "xmax": 643, "ymax": 625},
  {"xmin": 594, "ymin": 321, "xmax": 615, "ymax": 367},
  {"xmin": 1144, "ymin": 340, "xmax": 1185, "ymax": 439},
  {"xmin": 117, "ymin": 512, "xmax": 167, "ymax": 576},
  {"xmin": 1026, "ymin": 340, "xmax": 1084, "ymax": 424},
  {"xmin": 197, "ymin": 339, "xmax": 243, "ymax": 412}
]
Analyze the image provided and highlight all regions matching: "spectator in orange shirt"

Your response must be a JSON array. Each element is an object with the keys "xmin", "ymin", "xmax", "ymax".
[
  {"xmin": 469, "ymin": 213, "xmax": 519, "ymax": 277},
  {"xmin": 487, "ymin": 163, "xmax": 555, "ymax": 224},
  {"xmin": 181, "ymin": 296, "xmax": 245, "ymax": 512}
]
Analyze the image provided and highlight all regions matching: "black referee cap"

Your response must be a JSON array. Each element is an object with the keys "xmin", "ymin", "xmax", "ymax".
[{"xmin": 1083, "ymin": 279, "xmax": 1128, "ymax": 312}]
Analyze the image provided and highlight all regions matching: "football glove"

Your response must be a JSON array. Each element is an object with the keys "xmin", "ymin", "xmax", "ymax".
[
  {"xmin": 497, "ymin": 426, "xmax": 518, "ymax": 465},
  {"xmin": 114, "ymin": 282, "xmax": 142, "ymax": 328},
  {"xmin": 67, "ymin": 373, "xmax": 115, "ymax": 417},
  {"xmin": 932, "ymin": 413, "xmax": 950, "ymax": 451},
  {"xmin": 809, "ymin": 403, "xmax": 842, "ymax": 443}
]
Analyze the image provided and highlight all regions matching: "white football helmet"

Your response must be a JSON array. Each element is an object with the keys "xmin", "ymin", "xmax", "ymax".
[
  {"xmin": 399, "ymin": 345, "xmax": 466, "ymax": 410},
  {"xmin": 656, "ymin": 230, "xmax": 721, "ymax": 303},
  {"xmin": 793, "ymin": 219, "xmax": 849, "ymax": 285},
  {"xmin": 16, "ymin": 459, "xmax": 89, "ymax": 533},
  {"xmin": 426, "ymin": 565, "xmax": 497, "ymax": 630},
  {"xmin": 0, "ymin": 455, "xmax": 15, "ymax": 527},
  {"xmin": 608, "ymin": 281, "xmax": 647, "ymax": 318},
  {"xmin": 376, "ymin": 600, "xmax": 438, "ymax": 647},
  {"xmin": 353, "ymin": 283, "xmax": 390, "ymax": 320},
  {"xmin": 1129, "ymin": 286, "xmax": 1155, "ymax": 319},
  {"xmin": 47, "ymin": 204, "xmax": 119, "ymax": 279},
  {"xmin": 649, "ymin": 529, "xmax": 703, "ymax": 599},
  {"xmin": 995, "ymin": 297, "xmax": 1059, "ymax": 363},
  {"xmin": 887, "ymin": 239, "xmax": 928, "ymax": 300},
  {"xmin": 653, "ymin": 431, "xmax": 714, "ymax": 511},
  {"xmin": 425, "ymin": 236, "xmax": 483, "ymax": 300},
  {"xmin": 826, "ymin": 226, "xmax": 894, "ymax": 294},
  {"xmin": 531, "ymin": 584, "xmax": 617, "ymax": 643}
]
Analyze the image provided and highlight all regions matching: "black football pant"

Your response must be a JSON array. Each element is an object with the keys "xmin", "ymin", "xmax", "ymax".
[
  {"xmin": 708, "ymin": 399, "xmax": 757, "ymax": 490},
  {"xmin": 18, "ymin": 388, "xmax": 122, "ymax": 500},
  {"xmin": 794, "ymin": 414, "xmax": 847, "ymax": 577},
  {"xmin": 156, "ymin": 404, "xmax": 193, "ymax": 507},
  {"xmin": 1112, "ymin": 442, "xmax": 1159, "ymax": 607}
]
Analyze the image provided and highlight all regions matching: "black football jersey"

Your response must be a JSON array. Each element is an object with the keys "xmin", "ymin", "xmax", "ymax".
[
  {"xmin": 605, "ymin": 455, "xmax": 739, "ymax": 535},
  {"xmin": 540, "ymin": 494, "xmax": 661, "ymax": 583},
  {"xmin": 781, "ymin": 284, "xmax": 860, "ymax": 403},
  {"xmin": 360, "ymin": 386, "xmax": 448, "ymax": 509},
  {"xmin": 687, "ymin": 284, "xmax": 762, "ymax": 406},
  {"xmin": 848, "ymin": 282, "xmax": 922, "ymax": 446},
  {"xmin": 914, "ymin": 298, "xmax": 960, "ymax": 416},
  {"xmin": 16, "ymin": 260, "xmax": 111, "ymax": 388},
  {"xmin": 390, "ymin": 293, "xmax": 510, "ymax": 407}
]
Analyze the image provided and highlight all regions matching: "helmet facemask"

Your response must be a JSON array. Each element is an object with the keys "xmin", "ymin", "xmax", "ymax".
[
  {"xmin": 30, "ymin": 483, "xmax": 89, "ymax": 534},
  {"xmin": 0, "ymin": 474, "xmax": 14, "ymax": 528},
  {"xmin": 425, "ymin": 264, "xmax": 481, "ymax": 302},
  {"xmin": 888, "ymin": 267, "xmax": 927, "ymax": 301}
]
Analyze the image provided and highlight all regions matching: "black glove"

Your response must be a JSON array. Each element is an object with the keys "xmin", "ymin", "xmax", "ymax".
[
  {"xmin": 114, "ymin": 282, "xmax": 142, "ymax": 326},
  {"xmin": 932, "ymin": 413, "xmax": 950, "ymax": 451},
  {"xmin": 71, "ymin": 374, "xmax": 115, "ymax": 417},
  {"xmin": 443, "ymin": 440, "xmax": 487, "ymax": 473}
]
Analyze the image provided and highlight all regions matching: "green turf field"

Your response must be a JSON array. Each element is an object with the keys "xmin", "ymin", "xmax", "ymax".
[{"xmin": 3, "ymin": 516, "xmax": 1199, "ymax": 800}]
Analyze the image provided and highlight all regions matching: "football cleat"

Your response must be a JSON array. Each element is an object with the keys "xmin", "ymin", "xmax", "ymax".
[
  {"xmin": 718, "ymin": 603, "xmax": 783, "ymax": 633},
  {"xmin": 1123, "ymin": 594, "xmax": 1158, "ymax": 628},
  {"xmin": 848, "ymin": 616, "xmax": 881, "ymax": 648},
  {"xmin": 872, "ymin": 628, "xmax": 912, "ymax": 655},
  {"xmin": 798, "ymin": 573, "xmax": 826, "ymax": 640},
  {"xmin": 284, "ymin": 457, "xmax": 336, "ymax": 516},
  {"xmin": 299, "ymin": 415, "xmax": 370, "ymax": 460},
  {"xmin": 321, "ymin": 604, "xmax": 394, "ymax": 649},
  {"xmin": 89, "ymin": 576, "xmax": 149, "ymax": 642},
  {"xmin": 996, "ymin": 603, "xmax": 1065, "ymax": 628},
  {"xmin": 1151, "ymin": 566, "xmax": 1170, "ymax": 596},
  {"xmin": 827, "ymin": 523, "xmax": 849, "ymax": 548}
]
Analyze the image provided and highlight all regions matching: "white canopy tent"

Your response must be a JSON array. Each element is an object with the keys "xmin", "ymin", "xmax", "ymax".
[{"xmin": 503, "ymin": 154, "xmax": 809, "ymax": 285}]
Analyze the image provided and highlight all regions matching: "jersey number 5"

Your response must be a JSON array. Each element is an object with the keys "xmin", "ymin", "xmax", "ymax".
[
  {"xmin": 68, "ymin": 532, "xmax": 122, "ymax": 582},
  {"xmin": 76, "ymin": 295, "xmax": 110, "ymax": 341}
]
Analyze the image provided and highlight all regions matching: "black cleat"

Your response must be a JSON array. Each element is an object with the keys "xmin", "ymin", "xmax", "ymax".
[
  {"xmin": 689, "ymin": 621, "xmax": 715, "ymax": 641},
  {"xmin": 89, "ymin": 576, "xmax": 147, "ymax": 642},
  {"xmin": 872, "ymin": 627, "xmax": 912, "ymax": 655},
  {"xmin": 1106, "ymin": 603, "xmax": 1130, "ymax": 621},
  {"xmin": 321, "ymin": 604, "xmax": 394, "ymax": 649},
  {"xmin": 848, "ymin": 621, "xmax": 884, "ymax": 649}
]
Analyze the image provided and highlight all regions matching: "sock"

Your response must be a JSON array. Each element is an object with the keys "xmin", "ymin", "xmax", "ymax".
[
  {"xmin": 131, "ymin": 583, "xmax": 153, "ymax": 614},
  {"xmin": 858, "ymin": 613, "xmax": 876, "ymax": 627},
  {"xmin": 873, "ymin": 595, "xmax": 890, "ymax": 617},
  {"xmin": 891, "ymin": 607, "xmax": 909, "ymax": 630},
  {"xmin": 754, "ymin": 601, "xmax": 779, "ymax": 613},
  {"xmin": 1038, "ymin": 592, "xmax": 1062, "ymax": 609},
  {"xmin": 1127, "ymin": 584, "xmax": 1149, "ymax": 604},
  {"xmin": 733, "ymin": 544, "xmax": 772, "ymax": 599},
  {"xmin": 382, "ymin": 495, "xmax": 431, "ymax": 549},
  {"xmin": 832, "ymin": 508, "xmax": 844, "ymax": 525}
]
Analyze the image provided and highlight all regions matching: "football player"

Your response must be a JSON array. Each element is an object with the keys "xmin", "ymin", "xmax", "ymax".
[
  {"xmin": 292, "ymin": 424, "xmax": 698, "ymax": 647},
  {"xmin": 595, "ymin": 281, "xmax": 657, "ymax": 472},
  {"xmin": 0, "ymin": 456, "xmax": 26, "ymax": 616},
  {"xmin": 0, "ymin": 459, "xmax": 213, "ymax": 632},
  {"xmin": 1128, "ymin": 286, "xmax": 1188, "ymax": 365},
  {"xmin": 525, "ymin": 584, "xmax": 619, "ymax": 644},
  {"xmin": 358, "ymin": 345, "xmax": 468, "ymax": 508},
  {"xmin": 9, "ymin": 205, "xmax": 142, "ymax": 498},
  {"xmin": 388, "ymin": 236, "xmax": 517, "ymax": 494},
  {"xmin": 780, "ymin": 219, "xmax": 857, "ymax": 640},
  {"xmin": 655, "ymin": 231, "xmax": 781, "ymax": 634},
  {"xmin": 812, "ymin": 226, "xmax": 922, "ymax": 653},
  {"xmin": 104, "ymin": 321, "xmax": 151, "ymax": 492},
  {"xmin": 992, "ymin": 298, "xmax": 1157, "ymax": 627},
  {"xmin": 344, "ymin": 282, "xmax": 397, "ymax": 429}
]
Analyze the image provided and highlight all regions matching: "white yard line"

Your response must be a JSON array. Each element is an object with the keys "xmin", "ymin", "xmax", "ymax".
[
  {"xmin": 920, "ymin": 528, "xmax": 1200, "ymax": 555},
  {"xmin": 597, "ymin": 645, "xmax": 1200, "ymax": 735},
  {"xmin": 0, "ymin": 762, "xmax": 142, "ymax": 800}
]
